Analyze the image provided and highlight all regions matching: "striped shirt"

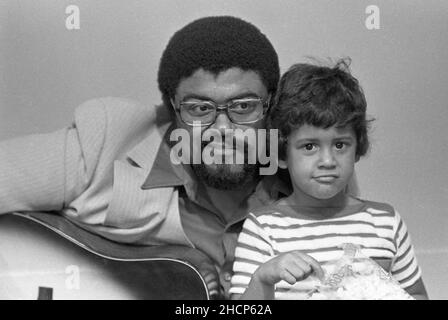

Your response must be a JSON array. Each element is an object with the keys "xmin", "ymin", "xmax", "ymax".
[{"xmin": 229, "ymin": 199, "xmax": 422, "ymax": 299}]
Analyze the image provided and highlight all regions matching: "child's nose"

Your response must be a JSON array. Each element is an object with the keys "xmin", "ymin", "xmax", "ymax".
[{"xmin": 318, "ymin": 149, "xmax": 337, "ymax": 168}]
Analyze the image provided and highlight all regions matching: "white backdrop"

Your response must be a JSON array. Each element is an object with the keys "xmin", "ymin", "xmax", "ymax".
[{"xmin": 1, "ymin": 0, "xmax": 447, "ymax": 299}]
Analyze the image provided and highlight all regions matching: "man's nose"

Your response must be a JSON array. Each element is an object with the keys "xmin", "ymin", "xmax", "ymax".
[{"xmin": 209, "ymin": 112, "xmax": 236, "ymax": 132}]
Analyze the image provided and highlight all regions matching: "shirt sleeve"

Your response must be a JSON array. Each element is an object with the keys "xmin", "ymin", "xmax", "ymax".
[
  {"xmin": 391, "ymin": 210, "xmax": 422, "ymax": 289},
  {"xmin": 0, "ymin": 128, "xmax": 72, "ymax": 213},
  {"xmin": 0, "ymin": 99, "xmax": 106, "ymax": 214},
  {"xmin": 229, "ymin": 212, "xmax": 275, "ymax": 295}
]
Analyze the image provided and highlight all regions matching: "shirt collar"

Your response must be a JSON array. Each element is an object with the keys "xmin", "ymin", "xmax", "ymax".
[
  {"xmin": 140, "ymin": 126, "xmax": 292, "ymax": 204},
  {"xmin": 248, "ymin": 171, "xmax": 291, "ymax": 208},
  {"xmin": 140, "ymin": 125, "xmax": 186, "ymax": 190}
]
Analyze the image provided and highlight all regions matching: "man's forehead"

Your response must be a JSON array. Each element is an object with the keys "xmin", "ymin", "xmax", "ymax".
[{"xmin": 175, "ymin": 67, "xmax": 268, "ymax": 102}]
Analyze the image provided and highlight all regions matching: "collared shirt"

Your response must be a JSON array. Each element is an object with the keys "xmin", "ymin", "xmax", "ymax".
[
  {"xmin": 0, "ymin": 97, "xmax": 290, "ymax": 298},
  {"xmin": 0, "ymin": 98, "xmax": 356, "ymax": 298},
  {"xmin": 141, "ymin": 127, "xmax": 290, "ymax": 296}
]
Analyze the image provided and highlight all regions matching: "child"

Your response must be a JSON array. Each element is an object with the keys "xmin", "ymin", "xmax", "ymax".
[{"xmin": 229, "ymin": 59, "xmax": 428, "ymax": 300}]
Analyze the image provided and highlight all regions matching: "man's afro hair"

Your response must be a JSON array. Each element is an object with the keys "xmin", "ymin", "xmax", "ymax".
[{"xmin": 158, "ymin": 16, "xmax": 280, "ymax": 110}]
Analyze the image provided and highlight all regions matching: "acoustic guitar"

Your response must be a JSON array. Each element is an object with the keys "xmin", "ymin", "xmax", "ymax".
[{"xmin": 0, "ymin": 212, "xmax": 216, "ymax": 300}]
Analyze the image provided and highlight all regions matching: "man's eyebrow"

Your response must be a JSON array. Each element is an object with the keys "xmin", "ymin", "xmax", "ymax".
[
  {"xmin": 181, "ymin": 91, "xmax": 262, "ymax": 102},
  {"xmin": 181, "ymin": 94, "xmax": 213, "ymax": 102},
  {"xmin": 230, "ymin": 92, "xmax": 262, "ymax": 100}
]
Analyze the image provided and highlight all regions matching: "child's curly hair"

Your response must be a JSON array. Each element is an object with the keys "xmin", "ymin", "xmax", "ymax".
[{"xmin": 268, "ymin": 58, "xmax": 373, "ymax": 159}]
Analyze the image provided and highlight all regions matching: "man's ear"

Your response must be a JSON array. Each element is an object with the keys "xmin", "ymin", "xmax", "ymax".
[{"xmin": 278, "ymin": 159, "xmax": 288, "ymax": 169}]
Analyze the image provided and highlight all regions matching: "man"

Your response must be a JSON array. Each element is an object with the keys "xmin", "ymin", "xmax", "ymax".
[{"xmin": 0, "ymin": 16, "xmax": 287, "ymax": 298}]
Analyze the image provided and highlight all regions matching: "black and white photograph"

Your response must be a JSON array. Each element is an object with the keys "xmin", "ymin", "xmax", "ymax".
[{"xmin": 0, "ymin": 0, "xmax": 446, "ymax": 306}]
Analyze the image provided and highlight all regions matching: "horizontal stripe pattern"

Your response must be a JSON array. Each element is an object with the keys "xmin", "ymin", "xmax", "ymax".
[
  {"xmin": 391, "ymin": 212, "xmax": 422, "ymax": 287},
  {"xmin": 230, "ymin": 203, "xmax": 421, "ymax": 298}
]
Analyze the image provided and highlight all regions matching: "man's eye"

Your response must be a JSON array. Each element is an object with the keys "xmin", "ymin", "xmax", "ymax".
[
  {"xmin": 186, "ymin": 104, "xmax": 214, "ymax": 115},
  {"xmin": 197, "ymin": 105, "xmax": 212, "ymax": 112},
  {"xmin": 230, "ymin": 101, "xmax": 257, "ymax": 114}
]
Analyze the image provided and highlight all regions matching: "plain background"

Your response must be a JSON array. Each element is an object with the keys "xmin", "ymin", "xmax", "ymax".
[{"xmin": 1, "ymin": 0, "xmax": 447, "ymax": 299}]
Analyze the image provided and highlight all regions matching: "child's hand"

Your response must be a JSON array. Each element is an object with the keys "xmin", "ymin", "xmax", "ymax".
[
  {"xmin": 239, "ymin": 251, "xmax": 325, "ymax": 299},
  {"xmin": 254, "ymin": 251, "xmax": 325, "ymax": 286}
]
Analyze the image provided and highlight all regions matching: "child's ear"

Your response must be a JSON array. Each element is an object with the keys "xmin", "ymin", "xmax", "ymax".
[
  {"xmin": 355, "ymin": 154, "xmax": 361, "ymax": 163},
  {"xmin": 278, "ymin": 159, "xmax": 288, "ymax": 169}
]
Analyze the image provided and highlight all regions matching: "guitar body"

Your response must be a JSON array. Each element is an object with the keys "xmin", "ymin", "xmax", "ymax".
[{"xmin": 0, "ymin": 212, "xmax": 212, "ymax": 300}]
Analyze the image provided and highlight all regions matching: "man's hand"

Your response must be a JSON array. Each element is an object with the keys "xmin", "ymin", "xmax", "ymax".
[{"xmin": 237, "ymin": 251, "xmax": 324, "ymax": 300}]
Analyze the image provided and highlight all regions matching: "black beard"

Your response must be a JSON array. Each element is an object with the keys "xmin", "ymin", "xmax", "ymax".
[
  {"xmin": 191, "ymin": 137, "xmax": 260, "ymax": 190},
  {"xmin": 191, "ymin": 163, "xmax": 260, "ymax": 190}
]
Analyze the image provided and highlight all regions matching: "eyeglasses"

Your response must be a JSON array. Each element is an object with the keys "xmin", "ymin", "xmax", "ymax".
[{"xmin": 171, "ymin": 95, "xmax": 270, "ymax": 127}]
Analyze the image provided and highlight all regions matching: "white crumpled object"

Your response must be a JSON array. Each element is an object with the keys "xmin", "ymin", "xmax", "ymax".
[{"xmin": 307, "ymin": 243, "xmax": 414, "ymax": 300}]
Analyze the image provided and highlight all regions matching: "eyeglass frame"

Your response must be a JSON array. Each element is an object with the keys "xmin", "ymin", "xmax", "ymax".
[{"xmin": 170, "ymin": 94, "xmax": 272, "ymax": 127}]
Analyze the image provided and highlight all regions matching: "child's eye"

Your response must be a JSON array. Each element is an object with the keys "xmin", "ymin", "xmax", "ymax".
[
  {"xmin": 303, "ymin": 143, "xmax": 316, "ymax": 151},
  {"xmin": 335, "ymin": 142, "xmax": 349, "ymax": 150}
]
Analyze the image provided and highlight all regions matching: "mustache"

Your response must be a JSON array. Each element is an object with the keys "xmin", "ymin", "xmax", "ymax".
[{"xmin": 201, "ymin": 135, "xmax": 250, "ymax": 152}]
